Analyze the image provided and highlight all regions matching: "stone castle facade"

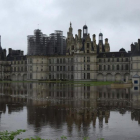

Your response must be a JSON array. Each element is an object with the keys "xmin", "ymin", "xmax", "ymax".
[{"xmin": 0, "ymin": 23, "xmax": 140, "ymax": 83}]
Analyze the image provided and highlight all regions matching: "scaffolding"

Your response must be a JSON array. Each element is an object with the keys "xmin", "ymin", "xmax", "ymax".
[{"xmin": 27, "ymin": 29, "xmax": 66, "ymax": 56}]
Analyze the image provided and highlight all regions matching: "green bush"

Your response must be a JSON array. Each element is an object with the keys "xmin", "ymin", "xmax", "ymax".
[{"xmin": 0, "ymin": 130, "xmax": 104, "ymax": 140}]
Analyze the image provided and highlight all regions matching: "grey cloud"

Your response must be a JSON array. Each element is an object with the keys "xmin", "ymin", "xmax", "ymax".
[{"xmin": 0, "ymin": 0, "xmax": 140, "ymax": 53}]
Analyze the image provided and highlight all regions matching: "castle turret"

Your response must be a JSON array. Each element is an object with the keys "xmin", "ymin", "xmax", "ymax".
[{"xmin": 78, "ymin": 29, "xmax": 82, "ymax": 39}]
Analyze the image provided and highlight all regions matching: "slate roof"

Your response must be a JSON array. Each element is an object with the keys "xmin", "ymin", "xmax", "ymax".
[
  {"xmin": 6, "ymin": 55, "xmax": 27, "ymax": 61},
  {"xmin": 97, "ymin": 51, "xmax": 131, "ymax": 58}
]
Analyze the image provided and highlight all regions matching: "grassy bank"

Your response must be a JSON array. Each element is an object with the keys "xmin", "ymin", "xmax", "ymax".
[
  {"xmin": 0, "ymin": 130, "xmax": 104, "ymax": 140},
  {"xmin": 0, "ymin": 80, "xmax": 114, "ymax": 86}
]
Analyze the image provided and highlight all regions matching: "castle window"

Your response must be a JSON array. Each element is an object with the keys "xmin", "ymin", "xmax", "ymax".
[
  {"xmin": 71, "ymin": 66, "xmax": 73, "ymax": 71},
  {"xmin": 63, "ymin": 66, "xmax": 65, "ymax": 71},
  {"xmin": 60, "ymin": 58, "xmax": 62, "ymax": 63},
  {"xmin": 30, "ymin": 58, "xmax": 32, "ymax": 64},
  {"xmin": 87, "ymin": 50, "xmax": 89, "ymax": 53},
  {"xmin": 30, "ymin": 73, "xmax": 32, "ymax": 79},
  {"xmin": 57, "ymin": 66, "xmax": 59, "ymax": 71},
  {"xmin": 108, "ymin": 58, "xmax": 110, "ymax": 62},
  {"xmin": 71, "ymin": 75, "xmax": 73, "ymax": 79},
  {"xmin": 126, "ymin": 58, "xmax": 128, "ymax": 62},
  {"xmin": 49, "ymin": 75, "xmax": 51, "ymax": 79},
  {"xmin": 117, "ymin": 58, "xmax": 119, "ymax": 62},
  {"xmin": 49, "ymin": 59, "xmax": 51, "ymax": 64},
  {"xmin": 87, "ymin": 73, "xmax": 90, "ymax": 79},
  {"xmin": 57, "ymin": 59, "xmax": 59, "ymax": 63},
  {"xmin": 99, "ymin": 65, "xmax": 102, "ymax": 71},
  {"xmin": 87, "ymin": 65, "xmax": 90, "ymax": 70},
  {"xmin": 87, "ymin": 43, "xmax": 89, "ymax": 48},
  {"xmin": 117, "ymin": 65, "xmax": 119, "ymax": 70},
  {"xmin": 99, "ymin": 59, "xmax": 101, "ymax": 62},
  {"xmin": 108, "ymin": 65, "xmax": 110, "ymax": 70},
  {"xmin": 71, "ymin": 45, "xmax": 74, "ymax": 50},
  {"xmin": 104, "ymin": 65, "xmax": 106, "ymax": 70},
  {"xmin": 122, "ymin": 65, "xmax": 123, "ymax": 70},
  {"xmin": 49, "ymin": 66, "xmax": 51, "ymax": 71},
  {"xmin": 125, "ymin": 64, "xmax": 128, "ymax": 70},
  {"xmin": 87, "ymin": 57, "xmax": 90, "ymax": 62},
  {"xmin": 63, "ymin": 58, "xmax": 65, "ymax": 63}
]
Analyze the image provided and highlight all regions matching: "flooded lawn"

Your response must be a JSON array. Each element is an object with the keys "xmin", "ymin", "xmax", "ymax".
[{"xmin": 0, "ymin": 82, "xmax": 140, "ymax": 140}]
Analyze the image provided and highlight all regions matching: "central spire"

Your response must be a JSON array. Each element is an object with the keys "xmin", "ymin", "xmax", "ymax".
[{"xmin": 70, "ymin": 22, "xmax": 72, "ymax": 27}]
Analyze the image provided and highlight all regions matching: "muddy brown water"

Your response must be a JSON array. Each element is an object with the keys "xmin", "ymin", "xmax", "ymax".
[{"xmin": 0, "ymin": 82, "xmax": 140, "ymax": 140}]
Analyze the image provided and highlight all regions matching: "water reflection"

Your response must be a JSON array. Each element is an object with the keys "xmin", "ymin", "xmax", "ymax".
[{"xmin": 0, "ymin": 82, "xmax": 140, "ymax": 139}]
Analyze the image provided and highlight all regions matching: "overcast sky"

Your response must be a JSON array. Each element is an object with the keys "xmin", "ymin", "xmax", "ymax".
[{"xmin": 0, "ymin": 0, "xmax": 140, "ymax": 55}]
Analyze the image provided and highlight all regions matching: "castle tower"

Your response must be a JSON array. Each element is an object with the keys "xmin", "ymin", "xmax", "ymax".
[
  {"xmin": 67, "ymin": 22, "xmax": 73, "ymax": 39},
  {"xmin": 83, "ymin": 25, "xmax": 88, "ymax": 39}
]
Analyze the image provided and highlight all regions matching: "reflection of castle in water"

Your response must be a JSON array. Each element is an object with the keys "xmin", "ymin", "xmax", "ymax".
[{"xmin": 0, "ymin": 82, "xmax": 140, "ymax": 132}]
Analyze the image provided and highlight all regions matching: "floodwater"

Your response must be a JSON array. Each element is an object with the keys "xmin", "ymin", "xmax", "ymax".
[{"xmin": 0, "ymin": 82, "xmax": 140, "ymax": 140}]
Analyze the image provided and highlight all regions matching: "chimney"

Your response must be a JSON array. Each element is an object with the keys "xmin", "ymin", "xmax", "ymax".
[
  {"xmin": 105, "ymin": 38, "xmax": 108, "ymax": 44},
  {"xmin": 3, "ymin": 49, "xmax": 6, "ymax": 59},
  {"xmin": 0, "ymin": 35, "xmax": 1, "ymax": 47},
  {"xmin": 78, "ymin": 29, "xmax": 82, "ymax": 39},
  {"xmin": 8, "ymin": 48, "xmax": 12, "ymax": 55},
  {"xmin": 93, "ymin": 34, "xmax": 96, "ymax": 41},
  {"xmin": 21, "ymin": 51, "xmax": 24, "ymax": 55}
]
